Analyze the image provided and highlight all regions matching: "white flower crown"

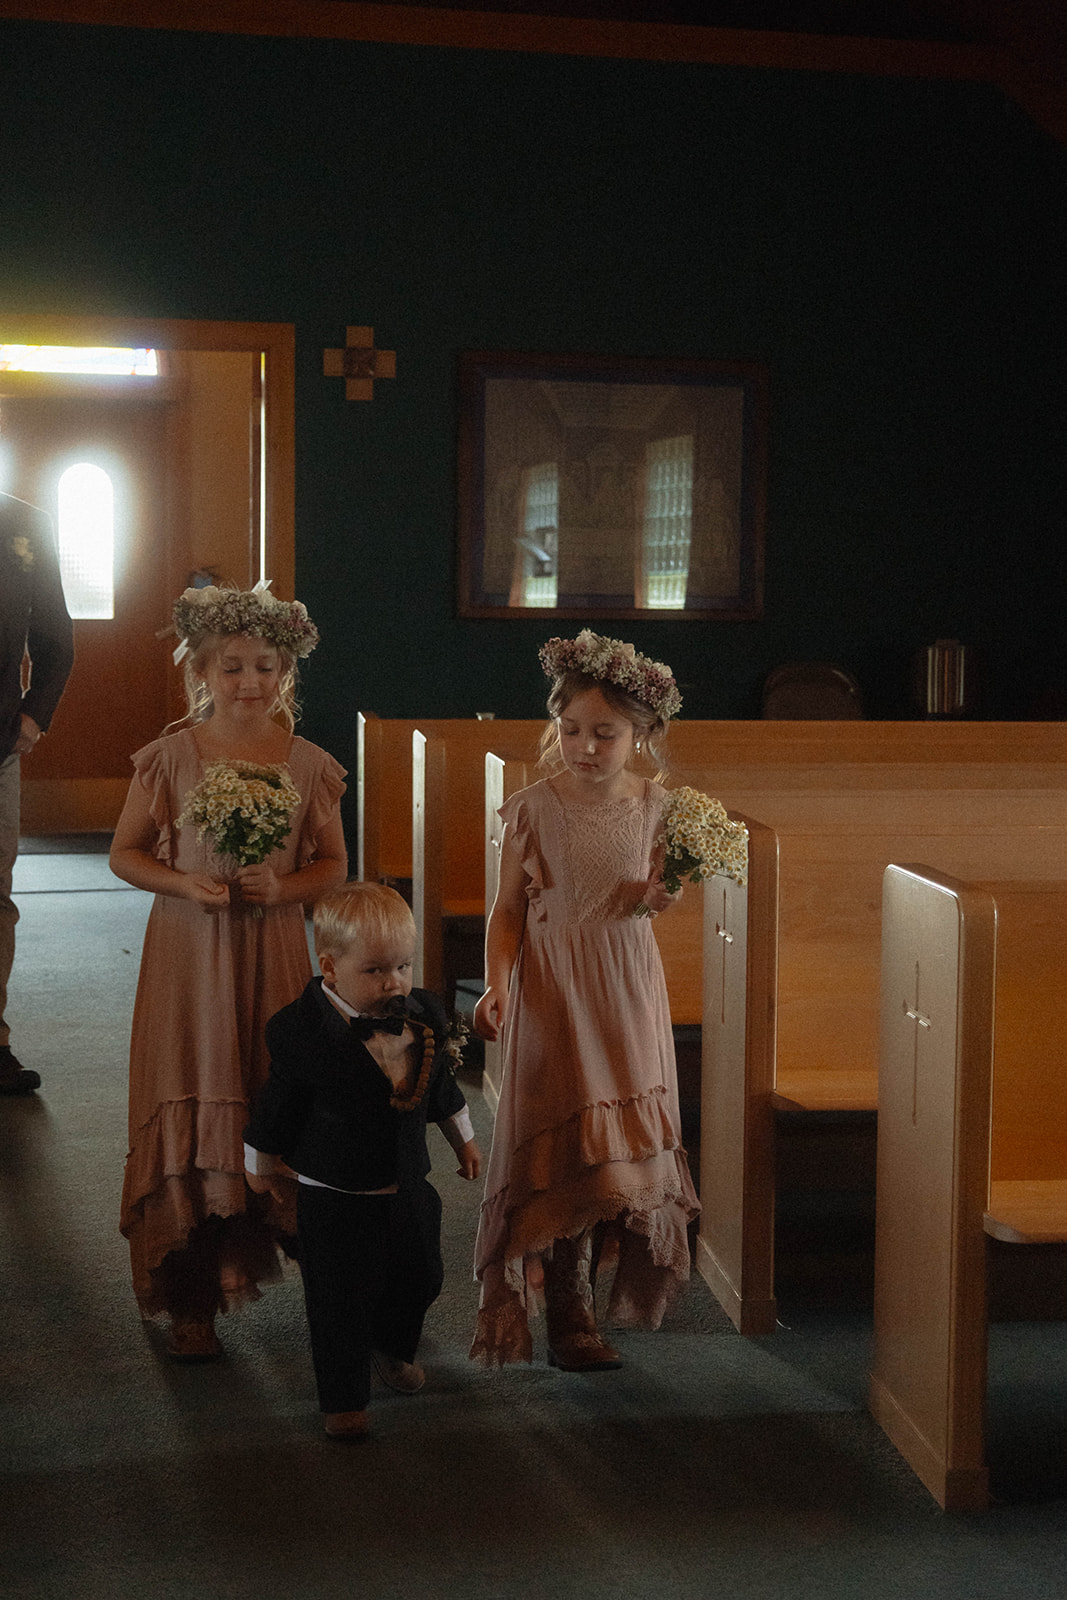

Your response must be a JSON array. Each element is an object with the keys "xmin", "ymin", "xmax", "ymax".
[
  {"xmin": 171, "ymin": 580, "xmax": 319, "ymax": 665},
  {"xmin": 539, "ymin": 629, "xmax": 682, "ymax": 720}
]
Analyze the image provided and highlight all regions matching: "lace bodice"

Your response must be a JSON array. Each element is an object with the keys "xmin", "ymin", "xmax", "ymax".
[{"xmin": 562, "ymin": 795, "xmax": 648, "ymax": 921}]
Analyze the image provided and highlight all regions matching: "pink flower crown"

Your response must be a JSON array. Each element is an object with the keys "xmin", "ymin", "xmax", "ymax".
[
  {"xmin": 539, "ymin": 629, "xmax": 682, "ymax": 720},
  {"xmin": 171, "ymin": 580, "xmax": 319, "ymax": 664}
]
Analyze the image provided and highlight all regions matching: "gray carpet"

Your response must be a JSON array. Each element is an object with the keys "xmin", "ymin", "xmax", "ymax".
[{"xmin": 2, "ymin": 862, "xmax": 1067, "ymax": 1599}]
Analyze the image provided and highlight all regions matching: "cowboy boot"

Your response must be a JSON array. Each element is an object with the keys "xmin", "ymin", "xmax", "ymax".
[{"xmin": 543, "ymin": 1230, "xmax": 622, "ymax": 1371}]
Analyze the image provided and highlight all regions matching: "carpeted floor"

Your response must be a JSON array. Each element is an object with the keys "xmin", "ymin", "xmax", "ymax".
[{"xmin": 2, "ymin": 852, "xmax": 1066, "ymax": 1599}]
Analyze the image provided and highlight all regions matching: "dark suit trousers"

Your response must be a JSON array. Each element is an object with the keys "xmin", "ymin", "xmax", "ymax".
[{"xmin": 297, "ymin": 1178, "xmax": 444, "ymax": 1413}]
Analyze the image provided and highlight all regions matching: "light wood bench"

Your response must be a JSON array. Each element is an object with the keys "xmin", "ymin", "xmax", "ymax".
[
  {"xmin": 411, "ymin": 724, "xmax": 541, "ymax": 1007},
  {"xmin": 697, "ymin": 814, "xmax": 780, "ymax": 1335},
  {"xmin": 679, "ymin": 725, "xmax": 1067, "ymax": 1328},
  {"xmin": 667, "ymin": 722, "xmax": 1067, "ymax": 1115},
  {"xmin": 869, "ymin": 864, "xmax": 1067, "ymax": 1512},
  {"xmin": 357, "ymin": 713, "xmax": 543, "ymax": 884}
]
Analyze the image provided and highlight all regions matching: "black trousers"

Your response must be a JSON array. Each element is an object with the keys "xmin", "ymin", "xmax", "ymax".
[{"xmin": 297, "ymin": 1179, "xmax": 444, "ymax": 1413}]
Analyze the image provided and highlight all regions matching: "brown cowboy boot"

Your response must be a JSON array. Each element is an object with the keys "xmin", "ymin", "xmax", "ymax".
[{"xmin": 543, "ymin": 1230, "xmax": 622, "ymax": 1372}]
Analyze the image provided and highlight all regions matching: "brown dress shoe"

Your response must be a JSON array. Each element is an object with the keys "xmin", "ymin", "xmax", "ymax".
[
  {"xmin": 324, "ymin": 1410, "xmax": 369, "ymax": 1440},
  {"xmin": 373, "ymin": 1352, "xmax": 426, "ymax": 1393}
]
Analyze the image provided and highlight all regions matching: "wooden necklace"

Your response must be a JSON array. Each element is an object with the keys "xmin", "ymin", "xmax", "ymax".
[{"xmin": 388, "ymin": 1021, "xmax": 437, "ymax": 1113}]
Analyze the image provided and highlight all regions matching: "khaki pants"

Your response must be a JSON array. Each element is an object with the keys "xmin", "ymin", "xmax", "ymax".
[{"xmin": 0, "ymin": 751, "xmax": 20, "ymax": 1048}]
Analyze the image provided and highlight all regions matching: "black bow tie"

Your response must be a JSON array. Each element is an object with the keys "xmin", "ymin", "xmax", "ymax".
[{"xmin": 352, "ymin": 1014, "xmax": 407, "ymax": 1039}]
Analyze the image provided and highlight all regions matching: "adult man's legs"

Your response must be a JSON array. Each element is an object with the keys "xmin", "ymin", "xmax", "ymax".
[{"xmin": 0, "ymin": 751, "xmax": 38, "ymax": 1094}]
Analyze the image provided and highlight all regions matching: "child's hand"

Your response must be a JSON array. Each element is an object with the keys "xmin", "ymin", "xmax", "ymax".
[
  {"xmin": 638, "ymin": 871, "xmax": 681, "ymax": 917},
  {"xmin": 473, "ymin": 988, "xmax": 506, "ymax": 1042},
  {"xmin": 456, "ymin": 1140, "xmax": 482, "ymax": 1180},
  {"xmin": 237, "ymin": 862, "xmax": 281, "ymax": 906},
  {"xmin": 183, "ymin": 872, "xmax": 230, "ymax": 911}
]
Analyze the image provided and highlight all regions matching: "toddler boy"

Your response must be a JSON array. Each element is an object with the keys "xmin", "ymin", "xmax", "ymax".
[{"xmin": 244, "ymin": 882, "xmax": 481, "ymax": 1439}]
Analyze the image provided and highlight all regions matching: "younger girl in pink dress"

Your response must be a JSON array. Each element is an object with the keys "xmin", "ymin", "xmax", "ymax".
[
  {"xmin": 110, "ymin": 585, "xmax": 347, "ymax": 1360},
  {"xmin": 471, "ymin": 630, "xmax": 698, "ymax": 1370}
]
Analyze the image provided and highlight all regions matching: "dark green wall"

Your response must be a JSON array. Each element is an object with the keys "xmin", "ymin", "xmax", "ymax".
[{"xmin": 3, "ymin": 19, "xmax": 1066, "ymax": 786}]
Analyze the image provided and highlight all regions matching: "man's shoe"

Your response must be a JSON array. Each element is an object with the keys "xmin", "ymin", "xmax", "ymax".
[
  {"xmin": 373, "ymin": 1352, "xmax": 426, "ymax": 1393},
  {"xmin": 0, "ymin": 1046, "xmax": 40, "ymax": 1096}
]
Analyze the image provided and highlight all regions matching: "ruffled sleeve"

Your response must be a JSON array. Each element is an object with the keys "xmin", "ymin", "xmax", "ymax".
[
  {"xmin": 294, "ymin": 742, "xmax": 347, "ymax": 868},
  {"xmin": 499, "ymin": 789, "xmax": 546, "ymax": 922},
  {"xmin": 129, "ymin": 737, "xmax": 179, "ymax": 867}
]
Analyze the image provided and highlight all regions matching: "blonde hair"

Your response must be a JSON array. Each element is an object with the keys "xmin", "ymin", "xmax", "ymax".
[
  {"xmin": 314, "ymin": 882, "xmax": 416, "ymax": 959},
  {"xmin": 173, "ymin": 632, "xmax": 300, "ymax": 733},
  {"xmin": 538, "ymin": 669, "xmax": 670, "ymax": 780}
]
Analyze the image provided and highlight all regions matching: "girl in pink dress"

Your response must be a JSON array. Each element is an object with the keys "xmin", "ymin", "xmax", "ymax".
[
  {"xmin": 110, "ymin": 586, "xmax": 347, "ymax": 1361},
  {"xmin": 471, "ymin": 631, "xmax": 698, "ymax": 1370}
]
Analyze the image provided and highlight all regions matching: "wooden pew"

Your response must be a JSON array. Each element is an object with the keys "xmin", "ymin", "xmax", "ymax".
[
  {"xmin": 680, "ymin": 725, "xmax": 1067, "ymax": 1328},
  {"xmin": 664, "ymin": 722, "xmax": 1067, "ymax": 1116},
  {"xmin": 481, "ymin": 753, "xmax": 534, "ymax": 1110},
  {"xmin": 357, "ymin": 712, "xmax": 543, "ymax": 884},
  {"xmin": 697, "ymin": 815, "xmax": 780, "ymax": 1335},
  {"xmin": 411, "ymin": 724, "xmax": 541, "ymax": 1007},
  {"xmin": 869, "ymin": 864, "xmax": 1067, "ymax": 1511}
]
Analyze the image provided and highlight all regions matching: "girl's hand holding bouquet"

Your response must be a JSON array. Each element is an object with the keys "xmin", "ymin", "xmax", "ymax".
[
  {"xmin": 176, "ymin": 760, "xmax": 301, "ymax": 915},
  {"xmin": 635, "ymin": 787, "xmax": 749, "ymax": 918}
]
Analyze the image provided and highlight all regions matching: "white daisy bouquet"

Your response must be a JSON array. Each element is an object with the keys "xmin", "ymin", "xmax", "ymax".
[
  {"xmin": 176, "ymin": 760, "xmax": 301, "ymax": 911},
  {"xmin": 635, "ymin": 786, "xmax": 748, "ymax": 916}
]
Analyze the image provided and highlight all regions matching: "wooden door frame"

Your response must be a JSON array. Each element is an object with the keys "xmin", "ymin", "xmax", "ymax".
[
  {"xmin": 0, "ymin": 313, "xmax": 295, "ymax": 598},
  {"xmin": 1, "ymin": 314, "xmax": 295, "ymax": 834}
]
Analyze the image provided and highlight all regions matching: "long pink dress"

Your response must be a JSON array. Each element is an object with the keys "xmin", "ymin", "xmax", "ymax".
[
  {"xmin": 119, "ymin": 728, "xmax": 346, "ymax": 1317},
  {"xmin": 471, "ymin": 776, "xmax": 699, "ymax": 1365}
]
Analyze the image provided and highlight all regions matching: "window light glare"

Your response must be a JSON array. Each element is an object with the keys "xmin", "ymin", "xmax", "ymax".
[
  {"xmin": 0, "ymin": 344, "xmax": 159, "ymax": 376},
  {"xmin": 58, "ymin": 463, "xmax": 115, "ymax": 620}
]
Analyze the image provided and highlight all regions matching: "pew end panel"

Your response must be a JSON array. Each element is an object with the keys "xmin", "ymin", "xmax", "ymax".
[
  {"xmin": 411, "ymin": 724, "xmax": 541, "ymax": 1009},
  {"xmin": 482, "ymin": 753, "xmax": 534, "ymax": 1110},
  {"xmin": 869, "ymin": 863, "xmax": 996, "ymax": 1512},
  {"xmin": 359, "ymin": 713, "xmax": 543, "ymax": 890},
  {"xmin": 357, "ymin": 713, "xmax": 423, "ymax": 885},
  {"xmin": 869, "ymin": 866, "xmax": 1067, "ymax": 1511},
  {"xmin": 696, "ymin": 815, "xmax": 780, "ymax": 1336}
]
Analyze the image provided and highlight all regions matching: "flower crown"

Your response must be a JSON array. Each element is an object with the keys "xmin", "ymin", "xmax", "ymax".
[
  {"xmin": 171, "ymin": 580, "xmax": 319, "ymax": 665},
  {"xmin": 539, "ymin": 629, "xmax": 682, "ymax": 720}
]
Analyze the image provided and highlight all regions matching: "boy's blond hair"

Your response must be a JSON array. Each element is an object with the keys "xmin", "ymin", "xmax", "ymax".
[{"xmin": 313, "ymin": 882, "xmax": 416, "ymax": 958}]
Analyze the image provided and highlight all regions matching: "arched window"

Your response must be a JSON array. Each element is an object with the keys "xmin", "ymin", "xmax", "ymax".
[{"xmin": 57, "ymin": 463, "xmax": 114, "ymax": 620}]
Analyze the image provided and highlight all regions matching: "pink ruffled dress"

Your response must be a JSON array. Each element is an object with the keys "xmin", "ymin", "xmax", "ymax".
[
  {"xmin": 119, "ymin": 728, "xmax": 346, "ymax": 1318},
  {"xmin": 471, "ymin": 776, "xmax": 699, "ymax": 1365}
]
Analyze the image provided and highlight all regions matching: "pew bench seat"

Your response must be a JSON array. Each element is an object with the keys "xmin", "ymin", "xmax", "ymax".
[
  {"xmin": 772, "ymin": 1069, "xmax": 878, "ymax": 1113},
  {"xmin": 985, "ymin": 1180, "xmax": 1067, "ymax": 1244}
]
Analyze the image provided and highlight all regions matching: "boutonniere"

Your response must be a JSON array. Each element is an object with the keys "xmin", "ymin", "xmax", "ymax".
[
  {"xmin": 443, "ymin": 1014, "xmax": 469, "ymax": 1070},
  {"xmin": 10, "ymin": 536, "xmax": 34, "ymax": 571}
]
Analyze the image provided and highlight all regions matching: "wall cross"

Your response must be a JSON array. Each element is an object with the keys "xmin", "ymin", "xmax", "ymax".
[{"xmin": 323, "ymin": 326, "xmax": 396, "ymax": 400}]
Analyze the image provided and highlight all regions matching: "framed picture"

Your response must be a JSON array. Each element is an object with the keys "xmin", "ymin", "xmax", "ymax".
[{"xmin": 458, "ymin": 350, "xmax": 767, "ymax": 621}]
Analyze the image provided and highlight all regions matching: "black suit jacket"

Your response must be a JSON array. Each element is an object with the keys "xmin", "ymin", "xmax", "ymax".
[
  {"xmin": 245, "ymin": 979, "xmax": 467, "ymax": 1192},
  {"xmin": 0, "ymin": 493, "xmax": 75, "ymax": 759}
]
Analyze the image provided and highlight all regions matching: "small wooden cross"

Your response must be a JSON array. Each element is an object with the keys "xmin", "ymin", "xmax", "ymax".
[
  {"xmin": 903, "ymin": 961, "xmax": 932, "ymax": 1124},
  {"xmin": 323, "ymin": 326, "xmax": 396, "ymax": 400},
  {"xmin": 714, "ymin": 884, "xmax": 734, "ymax": 1026}
]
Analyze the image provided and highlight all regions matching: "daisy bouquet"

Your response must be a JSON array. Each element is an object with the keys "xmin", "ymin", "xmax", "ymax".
[
  {"xmin": 176, "ymin": 760, "xmax": 301, "ymax": 911},
  {"xmin": 635, "ymin": 786, "xmax": 748, "ymax": 916}
]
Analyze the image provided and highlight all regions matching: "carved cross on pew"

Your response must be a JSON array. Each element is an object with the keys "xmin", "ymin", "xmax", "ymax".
[
  {"xmin": 715, "ymin": 884, "xmax": 734, "ymax": 1026},
  {"xmin": 323, "ymin": 326, "xmax": 396, "ymax": 400},
  {"xmin": 903, "ymin": 961, "xmax": 932, "ymax": 1124}
]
